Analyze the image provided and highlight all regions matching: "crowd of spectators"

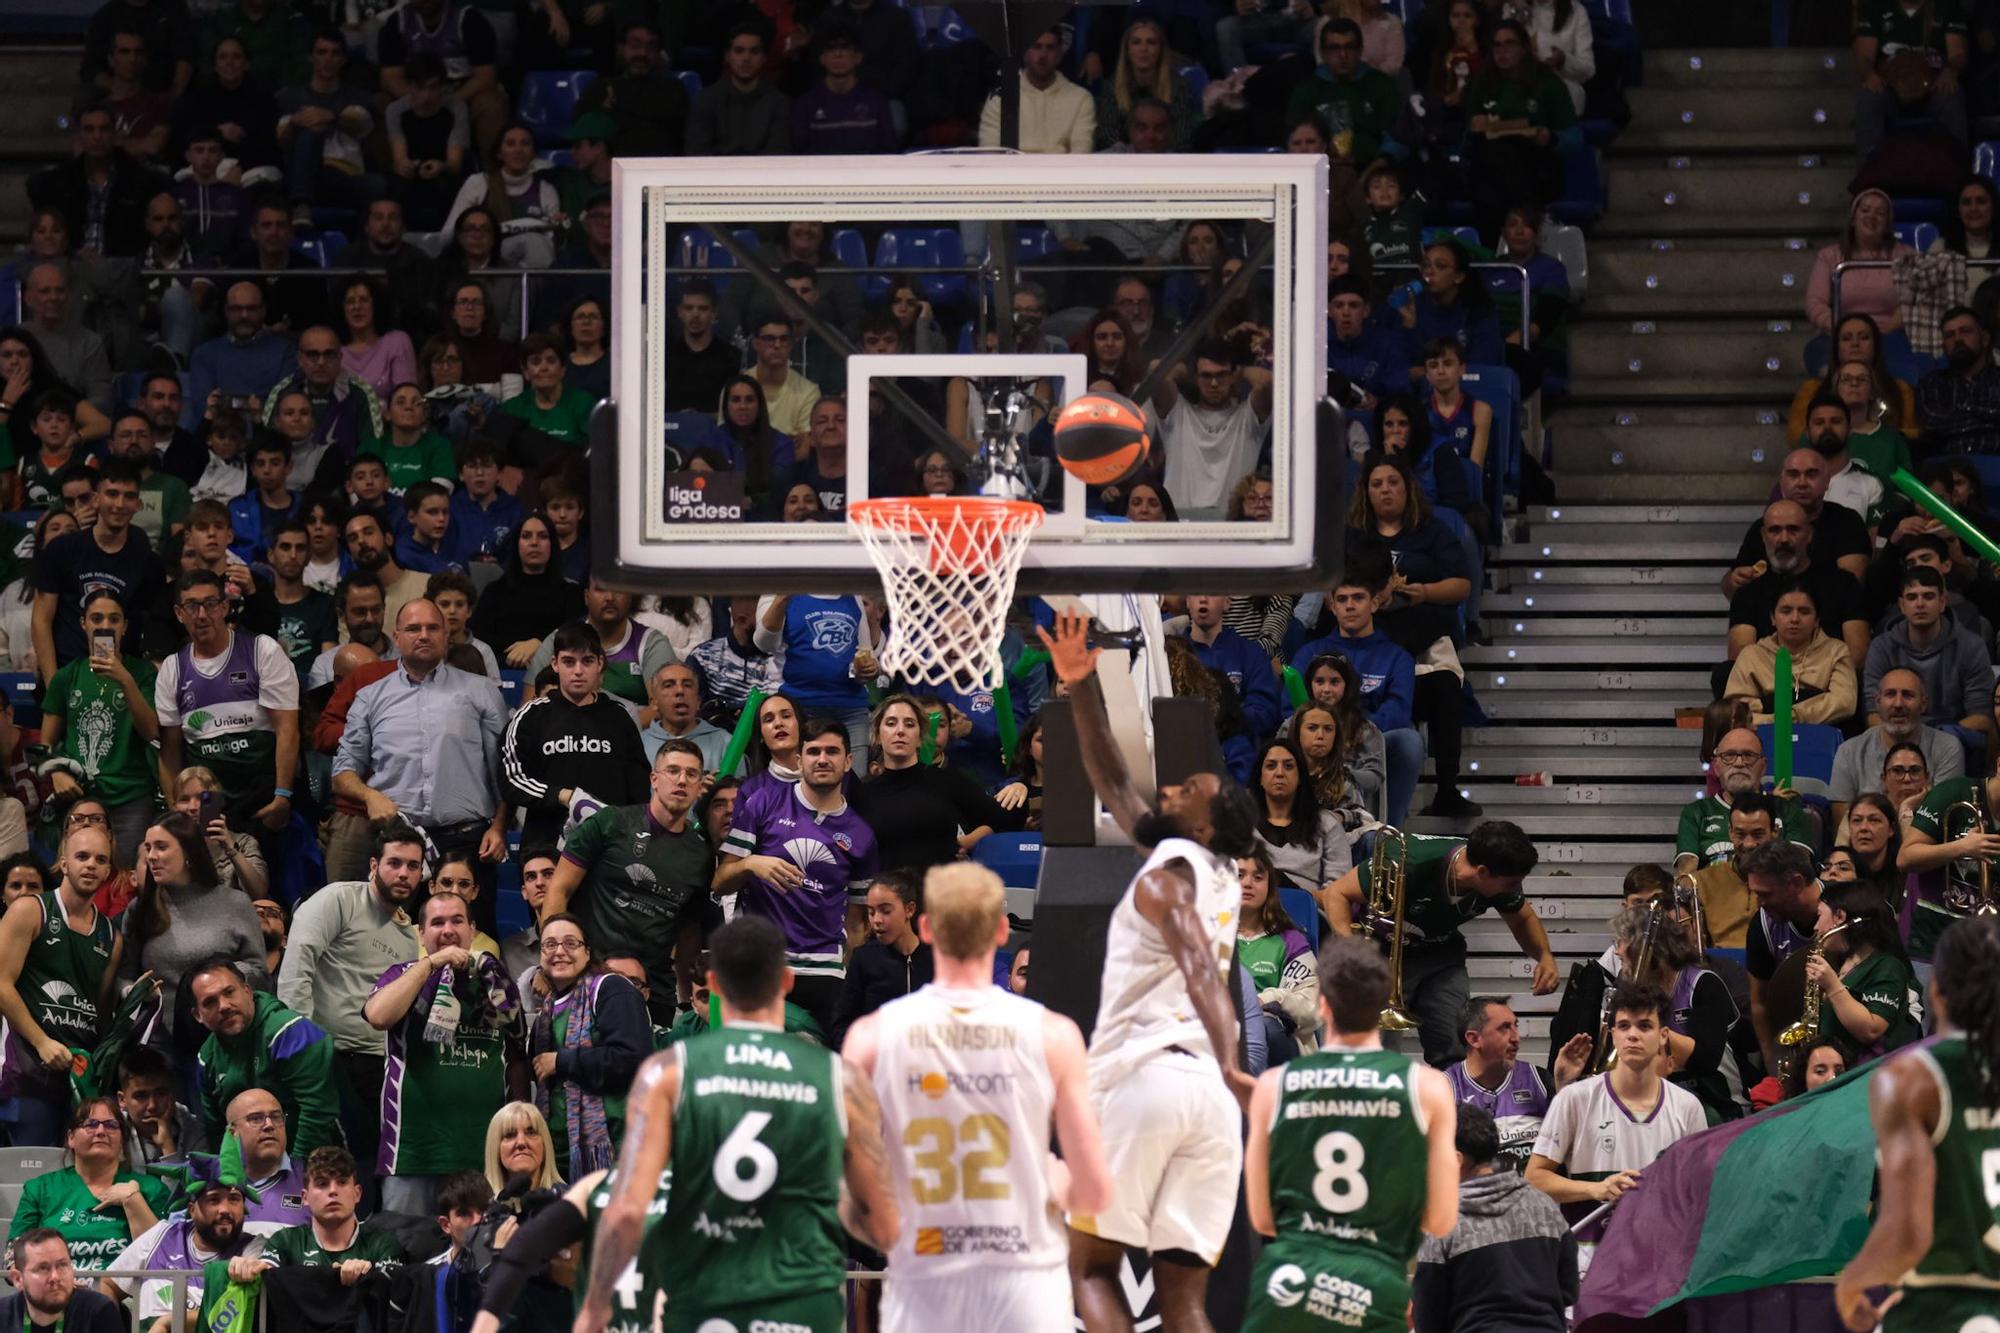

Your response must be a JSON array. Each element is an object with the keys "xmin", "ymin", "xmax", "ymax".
[{"xmin": 0, "ymin": 0, "xmax": 1643, "ymax": 1325}]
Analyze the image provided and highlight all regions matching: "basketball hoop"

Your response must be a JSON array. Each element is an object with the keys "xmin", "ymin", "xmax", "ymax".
[{"xmin": 848, "ymin": 496, "xmax": 1044, "ymax": 691}]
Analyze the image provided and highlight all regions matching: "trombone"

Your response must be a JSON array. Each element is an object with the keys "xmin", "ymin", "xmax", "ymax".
[
  {"xmin": 1593, "ymin": 895, "xmax": 1663, "ymax": 1074},
  {"xmin": 1672, "ymin": 870, "xmax": 1707, "ymax": 962},
  {"xmin": 1352, "ymin": 826, "xmax": 1417, "ymax": 1031},
  {"xmin": 1943, "ymin": 799, "xmax": 2000, "ymax": 918}
]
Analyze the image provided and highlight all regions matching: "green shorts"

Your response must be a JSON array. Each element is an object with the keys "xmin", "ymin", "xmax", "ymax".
[
  {"xmin": 1241, "ymin": 1244, "xmax": 1409, "ymax": 1333},
  {"xmin": 662, "ymin": 1287, "xmax": 846, "ymax": 1333},
  {"xmin": 1884, "ymin": 1285, "xmax": 2000, "ymax": 1333}
]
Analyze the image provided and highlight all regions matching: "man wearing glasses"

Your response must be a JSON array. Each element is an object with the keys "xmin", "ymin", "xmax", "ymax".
[
  {"xmin": 31, "ymin": 460, "xmax": 157, "ymax": 686},
  {"xmin": 1151, "ymin": 337, "xmax": 1274, "ymax": 514},
  {"xmin": 185, "ymin": 286, "xmax": 293, "ymax": 432},
  {"xmin": 155, "ymin": 568, "xmax": 301, "ymax": 834},
  {"xmin": 1283, "ymin": 17, "xmax": 1404, "ymax": 224},
  {"xmin": 1674, "ymin": 727, "xmax": 1813, "ymax": 874},
  {"xmin": 1829, "ymin": 668, "xmax": 1963, "ymax": 829},
  {"xmin": 257, "ymin": 325, "xmax": 387, "ymax": 490},
  {"xmin": 743, "ymin": 315, "xmax": 821, "ymax": 440}
]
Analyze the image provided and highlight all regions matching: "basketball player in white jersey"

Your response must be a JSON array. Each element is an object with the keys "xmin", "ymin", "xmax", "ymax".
[
  {"xmin": 844, "ymin": 863, "xmax": 1113, "ymax": 1331},
  {"xmin": 1037, "ymin": 608, "xmax": 1263, "ymax": 1333}
]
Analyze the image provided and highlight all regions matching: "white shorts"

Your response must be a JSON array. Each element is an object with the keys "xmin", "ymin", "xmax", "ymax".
[
  {"xmin": 1071, "ymin": 1050, "xmax": 1242, "ymax": 1264},
  {"xmin": 881, "ymin": 1266, "xmax": 1071, "ymax": 1333}
]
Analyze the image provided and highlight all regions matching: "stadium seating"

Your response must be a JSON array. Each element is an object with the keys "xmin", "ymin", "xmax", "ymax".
[
  {"xmin": 873, "ymin": 227, "xmax": 969, "ymax": 306},
  {"xmin": 518, "ymin": 69, "xmax": 598, "ymax": 147},
  {"xmin": 1279, "ymin": 885, "xmax": 1322, "ymax": 950}
]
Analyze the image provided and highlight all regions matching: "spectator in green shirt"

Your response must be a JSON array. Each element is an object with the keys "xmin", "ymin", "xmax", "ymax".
[
  {"xmin": 377, "ymin": 383, "xmax": 458, "ymax": 494},
  {"xmin": 497, "ymin": 333, "xmax": 596, "ymax": 473},
  {"xmin": 1852, "ymin": 0, "xmax": 1969, "ymax": 163},
  {"xmin": 40, "ymin": 590, "xmax": 160, "ymax": 867},
  {"xmin": 229, "ymin": 1146, "xmax": 403, "ymax": 1282},
  {"xmin": 1284, "ymin": 18, "xmax": 1405, "ymax": 228},
  {"xmin": 1465, "ymin": 20, "xmax": 1580, "ymax": 242}
]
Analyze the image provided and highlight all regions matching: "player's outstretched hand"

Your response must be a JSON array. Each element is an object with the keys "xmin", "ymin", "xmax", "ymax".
[
  {"xmin": 1035, "ymin": 608, "xmax": 1101, "ymax": 687},
  {"xmin": 1834, "ymin": 1279, "xmax": 1899, "ymax": 1332},
  {"xmin": 1224, "ymin": 1066, "xmax": 1256, "ymax": 1112}
]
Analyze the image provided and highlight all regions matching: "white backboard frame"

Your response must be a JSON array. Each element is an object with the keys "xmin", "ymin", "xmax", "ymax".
[{"xmin": 603, "ymin": 151, "xmax": 1331, "ymax": 595}]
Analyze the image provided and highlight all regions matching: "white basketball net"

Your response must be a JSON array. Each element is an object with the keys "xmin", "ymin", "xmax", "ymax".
[{"xmin": 849, "ymin": 497, "xmax": 1044, "ymax": 691}]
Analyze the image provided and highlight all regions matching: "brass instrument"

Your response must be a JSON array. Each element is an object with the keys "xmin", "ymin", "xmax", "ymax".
[
  {"xmin": 1943, "ymin": 799, "xmax": 2000, "ymax": 918},
  {"xmin": 1594, "ymin": 896, "xmax": 1663, "ymax": 1073},
  {"xmin": 1672, "ymin": 871, "xmax": 1707, "ymax": 962},
  {"xmin": 1776, "ymin": 922, "xmax": 1851, "ymax": 1079},
  {"xmin": 1352, "ymin": 827, "xmax": 1418, "ymax": 1031}
]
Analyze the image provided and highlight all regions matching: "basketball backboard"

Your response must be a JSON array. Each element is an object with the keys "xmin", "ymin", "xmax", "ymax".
[{"xmin": 596, "ymin": 151, "xmax": 1336, "ymax": 596}]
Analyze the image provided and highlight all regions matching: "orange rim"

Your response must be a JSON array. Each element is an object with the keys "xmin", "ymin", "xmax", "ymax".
[{"xmin": 848, "ymin": 496, "xmax": 1045, "ymax": 533}]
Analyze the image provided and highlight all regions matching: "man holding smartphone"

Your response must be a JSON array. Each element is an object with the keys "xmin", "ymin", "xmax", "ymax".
[{"xmin": 39, "ymin": 591, "xmax": 160, "ymax": 869}]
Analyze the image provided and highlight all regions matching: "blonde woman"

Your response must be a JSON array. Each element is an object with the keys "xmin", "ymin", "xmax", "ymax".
[
  {"xmin": 170, "ymin": 767, "xmax": 268, "ymax": 899},
  {"xmin": 483, "ymin": 1100, "xmax": 564, "ymax": 1195},
  {"xmin": 1092, "ymin": 19, "xmax": 1202, "ymax": 150}
]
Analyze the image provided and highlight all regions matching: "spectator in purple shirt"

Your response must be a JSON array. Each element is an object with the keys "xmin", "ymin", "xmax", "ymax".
[
  {"xmin": 713, "ymin": 715, "xmax": 880, "ymax": 1032},
  {"xmin": 789, "ymin": 23, "xmax": 899, "ymax": 155}
]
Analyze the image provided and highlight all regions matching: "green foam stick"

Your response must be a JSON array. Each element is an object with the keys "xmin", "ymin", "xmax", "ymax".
[
  {"xmin": 1010, "ymin": 648, "xmax": 1050, "ymax": 681},
  {"xmin": 1772, "ymin": 646, "xmax": 1793, "ymax": 792},
  {"xmin": 1282, "ymin": 666, "xmax": 1308, "ymax": 709},
  {"xmin": 717, "ymin": 688, "xmax": 767, "ymax": 779},
  {"xmin": 920, "ymin": 709, "xmax": 943, "ymax": 766},
  {"xmin": 1889, "ymin": 466, "xmax": 2000, "ymax": 566},
  {"xmin": 995, "ymin": 683, "xmax": 1018, "ymax": 770}
]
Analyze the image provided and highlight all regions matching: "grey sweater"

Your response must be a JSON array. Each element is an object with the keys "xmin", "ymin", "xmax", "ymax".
[
  {"xmin": 1412, "ymin": 1171, "xmax": 1577, "ymax": 1333},
  {"xmin": 119, "ymin": 879, "xmax": 270, "ymax": 1041}
]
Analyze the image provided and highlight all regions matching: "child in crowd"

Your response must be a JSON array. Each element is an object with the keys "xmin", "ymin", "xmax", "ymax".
[
  {"xmin": 448, "ymin": 439, "xmax": 524, "ymax": 564},
  {"xmin": 1361, "ymin": 164, "xmax": 1424, "ymax": 269},
  {"xmin": 393, "ymin": 482, "xmax": 462, "ymax": 573},
  {"xmin": 21, "ymin": 389, "xmax": 83, "ymax": 512}
]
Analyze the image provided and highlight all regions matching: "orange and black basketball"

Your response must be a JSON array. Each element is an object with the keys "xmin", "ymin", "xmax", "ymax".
[{"xmin": 1053, "ymin": 392, "xmax": 1151, "ymax": 487}]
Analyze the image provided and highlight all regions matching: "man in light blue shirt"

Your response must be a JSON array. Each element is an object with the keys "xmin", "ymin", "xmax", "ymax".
[{"xmin": 639, "ymin": 661, "xmax": 730, "ymax": 773}]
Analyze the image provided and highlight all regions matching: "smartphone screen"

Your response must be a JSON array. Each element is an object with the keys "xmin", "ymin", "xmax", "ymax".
[{"xmin": 89, "ymin": 630, "xmax": 115, "ymax": 662}]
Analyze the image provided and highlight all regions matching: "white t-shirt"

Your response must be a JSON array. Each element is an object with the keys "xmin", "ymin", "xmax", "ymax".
[
  {"xmin": 191, "ymin": 452, "xmax": 247, "ymax": 504},
  {"xmin": 1530, "ymin": 1071, "xmax": 1705, "ymax": 1181},
  {"xmin": 112, "ymin": 1223, "xmax": 269, "ymax": 1319},
  {"xmin": 1089, "ymin": 836, "xmax": 1241, "ymax": 1089},
  {"xmin": 154, "ymin": 631, "xmax": 301, "ymax": 726},
  {"xmin": 1160, "ymin": 395, "xmax": 1267, "ymax": 514}
]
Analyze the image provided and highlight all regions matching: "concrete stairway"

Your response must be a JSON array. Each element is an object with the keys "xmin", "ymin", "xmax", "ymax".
[{"xmin": 1404, "ymin": 48, "xmax": 1855, "ymax": 1061}]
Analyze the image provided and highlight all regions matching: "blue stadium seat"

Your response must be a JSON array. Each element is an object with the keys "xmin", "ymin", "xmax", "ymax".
[
  {"xmin": 972, "ymin": 833, "xmax": 1043, "ymax": 889},
  {"xmin": 0, "ymin": 275, "xmax": 16, "ymax": 326},
  {"xmin": 1977, "ymin": 140, "xmax": 2000, "ymax": 179},
  {"xmin": 1579, "ymin": 0, "xmax": 1641, "ymax": 86},
  {"xmin": 495, "ymin": 856, "xmax": 529, "ymax": 934},
  {"xmin": 1550, "ymin": 146, "xmax": 1605, "ymax": 225},
  {"xmin": 676, "ymin": 227, "xmax": 740, "ymax": 289},
  {"xmin": 1278, "ymin": 886, "xmax": 1321, "ymax": 950},
  {"xmin": 1422, "ymin": 225, "xmax": 1481, "ymax": 248},
  {"xmin": 674, "ymin": 69, "xmax": 703, "ymax": 100},
  {"xmin": 1893, "ymin": 196, "xmax": 1947, "ymax": 223},
  {"xmin": 828, "ymin": 227, "xmax": 869, "ymax": 274},
  {"xmin": 0, "ymin": 674, "xmax": 37, "ymax": 730},
  {"xmin": 874, "ymin": 227, "xmax": 968, "ymax": 305},
  {"xmin": 1895, "ymin": 221, "xmax": 1940, "ymax": 251},
  {"xmin": 1176, "ymin": 63, "xmax": 1209, "ymax": 105},
  {"xmin": 498, "ymin": 670, "xmax": 526, "ymax": 710},
  {"xmin": 1461, "ymin": 363, "xmax": 1521, "ymax": 528},
  {"xmin": 517, "ymin": 70, "xmax": 598, "ymax": 147},
  {"xmin": 1012, "ymin": 223, "xmax": 1056, "ymax": 262},
  {"xmin": 956, "ymin": 320, "xmax": 976, "ymax": 353},
  {"xmin": 290, "ymin": 231, "xmax": 342, "ymax": 268},
  {"xmin": 662, "ymin": 409, "xmax": 714, "ymax": 461},
  {"xmin": 1754, "ymin": 723, "xmax": 1842, "ymax": 803},
  {"xmin": 1963, "ymin": 455, "xmax": 2000, "ymax": 499},
  {"xmin": 919, "ymin": 5, "xmax": 973, "ymax": 47}
]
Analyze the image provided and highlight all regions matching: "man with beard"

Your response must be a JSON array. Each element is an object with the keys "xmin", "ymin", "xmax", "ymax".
[
  {"xmin": 185, "ymin": 284, "xmax": 293, "ymax": 431},
  {"xmin": 1723, "ymin": 500, "xmax": 1870, "ymax": 685},
  {"xmin": 251, "ymin": 897, "xmax": 287, "ymax": 981},
  {"xmin": 1739, "ymin": 840, "xmax": 1830, "ymax": 1077},
  {"xmin": 104, "ymin": 1170, "xmax": 261, "ymax": 1327},
  {"xmin": 365, "ymin": 889, "xmax": 525, "ymax": 1216},
  {"xmin": 1674, "ymin": 728, "xmax": 1812, "ymax": 873},
  {"xmin": 1831, "ymin": 667, "xmax": 1965, "ymax": 827},
  {"xmin": 306, "ymin": 573, "xmax": 391, "ymax": 691},
  {"xmin": 574, "ymin": 18, "xmax": 687, "ymax": 158},
  {"xmin": 1687, "ymin": 792, "xmax": 1781, "ymax": 952},
  {"xmin": 137, "ymin": 192, "xmax": 209, "ymax": 364},
  {"xmin": 1863, "ymin": 566, "xmax": 1996, "ymax": 755},
  {"xmin": 341, "ymin": 509, "xmax": 427, "ymax": 625},
  {"xmin": 3, "ymin": 1231, "xmax": 122, "ymax": 1333},
  {"xmin": 192, "ymin": 958, "xmax": 340, "ymax": 1153},
  {"xmin": 137, "ymin": 372, "xmax": 207, "ymax": 485},
  {"xmin": 1444, "ymin": 997, "xmax": 1583, "ymax": 1174},
  {"xmin": 1916, "ymin": 305, "xmax": 2000, "ymax": 455},
  {"xmin": 278, "ymin": 820, "xmax": 422, "ymax": 1188},
  {"xmin": 1723, "ymin": 453, "xmax": 1871, "ymax": 601},
  {"xmin": 1802, "ymin": 390, "xmax": 1885, "ymax": 524},
  {"xmin": 258, "ymin": 326, "xmax": 385, "ymax": 490},
  {"xmin": 546, "ymin": 741, "xmax": 711, "ymax": 1021},
  {"xmin": 104, "ymin": 411, "xmax": 191, "ymax": 546}
]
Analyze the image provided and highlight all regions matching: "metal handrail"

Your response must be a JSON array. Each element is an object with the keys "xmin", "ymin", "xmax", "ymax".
[
  {"xmin": 1376, "ymin": 261, "xmax": 1534, "ymax": 349},
  {"xmin": 1828, "ymin": 254, "xmax": 2000, "ymax": 330},
  {"xmin": 87, "ymin": 1266, "xmax": 267, "ymax": 1333}
]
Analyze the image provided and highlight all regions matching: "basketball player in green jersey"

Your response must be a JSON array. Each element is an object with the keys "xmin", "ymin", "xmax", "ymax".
[
  {"xmin": 1835, "ymin": 916, "xmax": 2000, "ymax": 1333},
  {"xmin": 575, "ymin": 915, "xmax": 899, "ymax": 1333},
  {"xmin": 1244, "ymin": 935, "xmax": 1459, "ymax": 1333}
]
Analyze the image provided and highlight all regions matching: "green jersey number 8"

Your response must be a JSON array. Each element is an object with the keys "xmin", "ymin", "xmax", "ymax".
[
  {"xmin": 1312, "ymin": 1131, "xmax": 1368, "ymax": 1215},
  {"xmin": 715, "ymin": 1111, "xmax": 779, "ymax": 1202}
]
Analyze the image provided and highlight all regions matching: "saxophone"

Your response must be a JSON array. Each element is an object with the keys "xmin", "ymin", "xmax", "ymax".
[
  {"xmin": 1776, "ymin": 922, "xmax": 1851, "ymax": 1079},
  {"xmin": 1943, "ymin": 799, "xmax": 2000, "ymax": 917}
]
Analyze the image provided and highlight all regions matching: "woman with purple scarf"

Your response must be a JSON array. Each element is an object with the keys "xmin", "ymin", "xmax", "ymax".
[{"xmin": 525, "ymin": 913, "xmax": 648, "ymax": 1181}]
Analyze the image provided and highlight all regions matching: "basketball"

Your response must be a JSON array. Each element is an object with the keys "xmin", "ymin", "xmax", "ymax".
[{"xmin": 1053, "ymin": 392, "xmax": 1151, "ymax": 487}]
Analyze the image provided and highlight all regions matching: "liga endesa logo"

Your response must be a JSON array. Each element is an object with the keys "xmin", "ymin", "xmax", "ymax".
[{"xmin": 662, "ymin": 470, "xmax": 745, "ymax": 522}]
